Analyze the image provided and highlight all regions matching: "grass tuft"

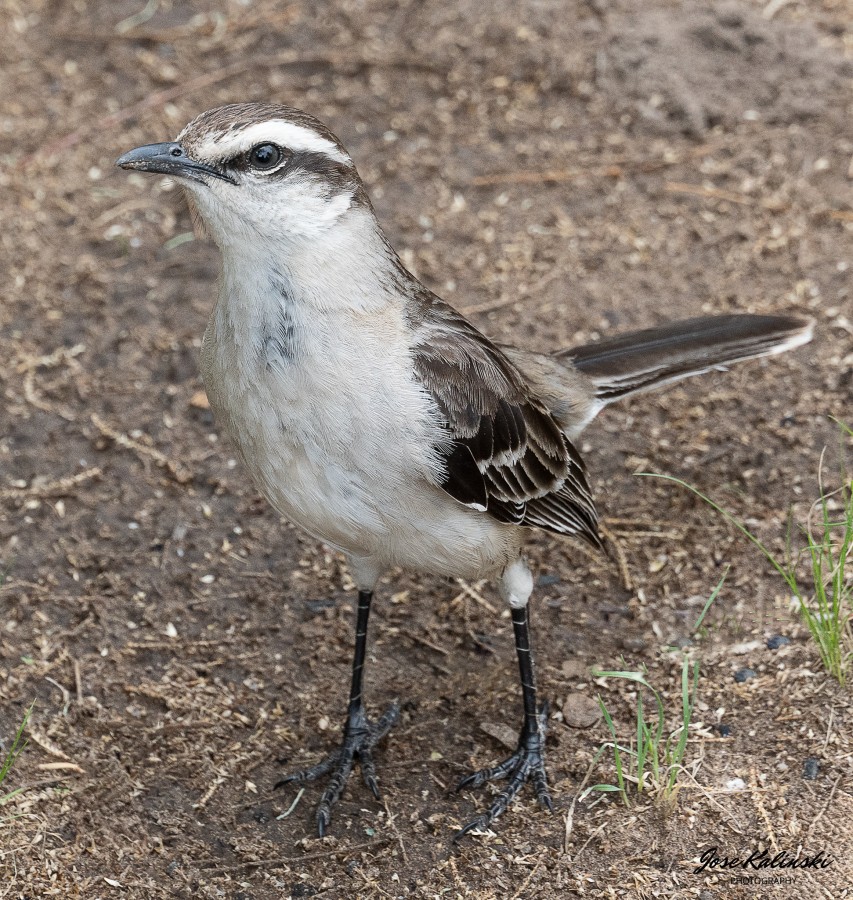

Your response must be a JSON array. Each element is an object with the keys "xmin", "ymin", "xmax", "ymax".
[
  {"xmin": 0, "ymin": 702, "xmax": 34, "ymax": 806},
  {"xmin": 642, "ymin": 420, "xmax": 853, "ymax": 685},
  {"xmin": 590, "ymin": 657, "xmax": 701, "ymax": 809},
  {"xmin": 587, "ymin": 574, "xmax": 722, "ymax": 809}
]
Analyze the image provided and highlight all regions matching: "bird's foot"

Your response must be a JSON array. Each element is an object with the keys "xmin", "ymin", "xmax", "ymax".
[
  {"xmin": 276, "ymin": 701, "xmax": 400, "ymax": 836},
  {"xmin": 454, "ymin": 703, "xmax": 552, "ymax": 840}
]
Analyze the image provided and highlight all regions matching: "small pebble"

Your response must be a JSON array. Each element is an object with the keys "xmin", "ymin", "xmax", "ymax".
[
  {"xmin": 620, "ymin": 636, "xmax": 647, "ymax": 653},
  {"xmin": 766, "ymin": 635, "xmax": 791, "ymax": 650},
  {"xmin": 291, "ymin": 884, "xmax": 317, "ymax": 899},
  {"xmin": 803, "ymin": 757, "xmax": 820, "ymax": 780},
  {"xmin": 734, "ymin": 667, "xmax": 756, "ymax": 683},
  {"xmin": 731, "ymin": 640, "xmax": 762, "ymax": 654},
  {"xmin": 670, "ymin": 636, "xmax": 693, "ymax": 649},
  {"xmin": 600, "ymin": 603, "xmax": 631, "ymax": 618},
  {"xmin": 714, "ymin": 723, "xmax": 732, "ymax": 737},
  {"xmin": 480, "ymin": 721, "xmax": 518, "ymax": 750},
  {"xmin": 537, "ymin": 574, "xmax": 561, "ymax": 587},
  {"xmin": 561, "ymin": 658, "xmax": 588, "ymax": 679},
  {"xmin": 563, "ymin": 692, "xmax": 602, "ymax": 728},
  {"xmin": 305, "ymin": 598, "xmax": 336, "ymax": 615}
]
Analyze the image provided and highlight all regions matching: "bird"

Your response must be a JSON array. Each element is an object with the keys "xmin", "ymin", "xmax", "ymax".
[{"xmin": 117, "ymin": 103, "xmax": 813, "ymax": 839}]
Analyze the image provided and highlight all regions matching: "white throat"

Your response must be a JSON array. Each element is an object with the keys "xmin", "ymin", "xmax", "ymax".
[
  {"xmin": 216, "ymin": 203, "xmax": 403, "ymax": 319},
  {"xmin": 198, "ymin": 198, "xmax": 410, "ymax": 387}
]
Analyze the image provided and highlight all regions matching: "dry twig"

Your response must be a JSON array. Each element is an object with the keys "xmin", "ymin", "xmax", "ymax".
[
  {"xmin": 201, "ymin": 837, "xmax": 392, "ymax": 872},
  {"xmin": 564, "ymin": 750, "xmax": 603, "ymax": 855},
  {"xmin": 470, "ymin": 141, "xmax": 724, "ymax": 187},
  {"xmin": 806, "ymin": 774, "xmax": 843, "ymax": 845},
  {"xmin": 452, "ymin": 579, "xmax": 498, "ymax": 615},
  {"xmin": 16, "ymin": 344, "xmax": 85, "ymax": 422},
  {"xmin": 383, "ymin": 799, "xmax": 408, "ymax": 864},
  {"xmin": 508, "ymin": 855, "xmax": 545, "ymax": 900},
  {"xmin": 665, "ymin": 181, "xmax": 788, "ymax": 211},
  {"xmin": 0, "ymin": 468, "xmax": 101, "ymax": 501},
  {"xmin": 749, "ymin": 767, "xmax": 779, "ymax": 852},
  {"xmin": 599, "ymin": 521, "xmax": 633, "ymax": 591},
  {"xmin": 90, "ymin": 413, "xmax": 193, "ymax": 483}
]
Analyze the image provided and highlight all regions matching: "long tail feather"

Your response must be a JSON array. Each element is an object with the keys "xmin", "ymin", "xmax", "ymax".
[{"xmin": 559, "ymin": 314, "xmax": 813, "ymax": 404}]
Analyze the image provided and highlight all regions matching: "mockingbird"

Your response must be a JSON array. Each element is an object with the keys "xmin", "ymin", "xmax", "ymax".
[{"xmin": 117, "ymin": 103, "xmax": 813, "ymax": 839}]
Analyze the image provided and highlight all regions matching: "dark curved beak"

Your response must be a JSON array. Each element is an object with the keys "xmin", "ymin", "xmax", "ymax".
[{"xmin": 115, "ymin": 142, "xmax": 235, "ymax": 183}]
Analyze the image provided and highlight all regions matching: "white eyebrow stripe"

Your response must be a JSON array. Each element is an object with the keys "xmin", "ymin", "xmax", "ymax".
[{"xmin": 192, "ymin": 120, "xmax": 351, "ymax": 165}]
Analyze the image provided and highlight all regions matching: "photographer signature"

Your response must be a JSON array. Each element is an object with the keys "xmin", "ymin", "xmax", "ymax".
[{"xmin": 694, "ymin": 846, "xmax": 832, "ymax": 875}]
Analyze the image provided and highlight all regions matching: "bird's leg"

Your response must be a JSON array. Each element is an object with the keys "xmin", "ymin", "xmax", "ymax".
[
  {"xmin": 277, "ymin": 589, "xmax": 399, "ymax": 836},
  {"xmin": 455, "ymin": 601, "xmax": 553, "ymax": 840}
]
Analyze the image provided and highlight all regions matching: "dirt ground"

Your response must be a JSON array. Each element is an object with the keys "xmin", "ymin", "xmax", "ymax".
[{"xmin": 1, "ymin": 0, "xmax": 852, "ymax": 897}]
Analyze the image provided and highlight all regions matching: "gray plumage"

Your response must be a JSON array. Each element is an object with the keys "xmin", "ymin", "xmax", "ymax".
[{"xmin": 116, "ymin": 103, "xmax": 813, "ymax": 839}]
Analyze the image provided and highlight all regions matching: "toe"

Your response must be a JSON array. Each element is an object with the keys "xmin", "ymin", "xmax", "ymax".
[
  {"xmin": 276, "ymin": 750, "xmax": 340, "ymax": 788},
  {"xmin": 531, "ymin": 767, "xmax": 552, "ymax": 810},
  {"xmin": 317, "ymin": 806, "xmax": 330, "ymax": 837},
  {"xmin": 276, "ymin": 706, "xmax": 399, "ymax": 836},
  {"xmin": 360, "ymin": 748, "xmax": 381, "ymax": 799},
  {"xmin": 454, "ymin": 731, "xmax": 552, "ymax": 839},
  {"xmin": 457, "ymin": 752, "xmax": 522, "ymax": 792},
  {"xmin": 370, "ymin": 702, "xmax": 401, "ymax": 745}
]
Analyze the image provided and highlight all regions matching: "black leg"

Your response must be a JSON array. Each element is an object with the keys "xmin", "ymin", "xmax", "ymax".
[
  {"xmin": 455, "ymin": 604, "xmax": 553, "ymax": 840},
  {"xmin": 277, "ymin": 590, "xmax": 399, "ymax": 836},
  {"xmin": 350, "ymin": 589, "xmax": 372, "ymax": 709}
]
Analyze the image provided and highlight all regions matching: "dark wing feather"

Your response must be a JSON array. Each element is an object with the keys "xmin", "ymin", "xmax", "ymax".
[
  {"xmin": 409, "ymin": 293, "xmax": 601, "ymax": 548},
  {"xmin": 440, "ymin": 443, "xmax": 488, "ymax": 510}
]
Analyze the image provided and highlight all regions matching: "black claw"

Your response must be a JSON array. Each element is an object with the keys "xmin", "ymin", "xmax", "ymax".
[
  {"xmin": 532, "ymin": 767, "xmax": 553, "ymax": 810},
  {"xmin": 453, "ymin": 815, "xmax": 490, "ymax": 842},
  {"xmin": 455, "ymin": 704, "xmax": 552, "ymax": 839},
  {"xmin": 277, "ymin": 701, "xmax": 399, "ymax": 835},
  {"xmin": 360, "ymin": 749, "xmax": 381, "ymax": 799}
]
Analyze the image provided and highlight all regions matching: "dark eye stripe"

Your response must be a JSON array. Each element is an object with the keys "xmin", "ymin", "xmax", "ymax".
[
  {"xmin": 215, "ymin": 147, "xmax": 363, "ymax": 201},
  {"xmin": 287, "ymin": 151, "xmax": 359, "ymax": 186}
]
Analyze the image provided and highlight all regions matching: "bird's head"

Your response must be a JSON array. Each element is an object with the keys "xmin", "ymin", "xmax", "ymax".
[{"xmin": 116, "ymin": 103, "xmax": 371, "ymax": 251}]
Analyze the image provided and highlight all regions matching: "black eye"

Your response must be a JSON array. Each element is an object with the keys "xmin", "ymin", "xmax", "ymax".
[{"xmin": 247, "ymin": 143, "xmax": 283, "ymax": 170}]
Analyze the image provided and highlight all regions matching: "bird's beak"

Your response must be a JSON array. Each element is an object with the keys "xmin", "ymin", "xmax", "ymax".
[{"xmin": 115, "ymin": 142, "xmax": 235, "ymax": 183}]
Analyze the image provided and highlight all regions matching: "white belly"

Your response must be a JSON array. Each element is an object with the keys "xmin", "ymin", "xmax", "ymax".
[{"xmin": 200, "ymin": 299, "xmax": 520, "ymax": 582}]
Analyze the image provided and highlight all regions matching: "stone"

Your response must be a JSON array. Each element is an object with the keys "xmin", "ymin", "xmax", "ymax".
[{"xmin": 563, "ymin": 692, "xmax": 602, "ymax": 728}]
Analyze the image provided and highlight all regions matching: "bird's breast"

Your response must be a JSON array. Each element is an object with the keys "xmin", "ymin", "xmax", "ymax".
[{"xmin": 199, "ymin": 295, "xmax": 454, "ymax": 555}]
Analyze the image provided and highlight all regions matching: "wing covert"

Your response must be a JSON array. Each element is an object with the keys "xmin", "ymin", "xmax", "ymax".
[{"xmin": 409, "ymin": 294, "xmax": 601, "ymax": 547}]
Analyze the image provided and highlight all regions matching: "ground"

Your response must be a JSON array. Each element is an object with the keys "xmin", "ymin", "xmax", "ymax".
[{"xmin": 1, "ymin": 0, "xmax": 851, "ymax": 897}]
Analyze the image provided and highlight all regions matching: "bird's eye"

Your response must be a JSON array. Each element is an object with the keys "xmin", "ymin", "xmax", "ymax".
[{"xmin": 247, "ymin": 143, "xmax": 284, "ymax": 170}]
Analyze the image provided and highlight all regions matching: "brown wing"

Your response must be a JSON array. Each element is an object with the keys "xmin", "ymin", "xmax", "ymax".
[{"xmin": 409, "ymin": 294, "xmax": 601, "ymax": 548}]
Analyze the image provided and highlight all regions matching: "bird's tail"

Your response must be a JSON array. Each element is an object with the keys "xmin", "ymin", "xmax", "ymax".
[{"xmin": 558, "ymin": 313, "xmax": 813, "ymax": 404}]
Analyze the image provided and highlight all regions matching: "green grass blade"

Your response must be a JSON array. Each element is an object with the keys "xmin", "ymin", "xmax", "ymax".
[
  {"xmin": 637, "ymin": 473, "xmax": 800, "ymax": 595},
  {"xmin": 641, "ymin": 458, "xmax": 853, "ymax": 686},
  {"xmin": 693, "ymin": 568, "xmax": 728, "ymax": 634},
  {"xmin": 597, "ymin": 695, "xmax": 629, "ymax": 806},
  {"xmin": 0, "ymin": 702, "xmax": 34, "ymax": 794}
]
